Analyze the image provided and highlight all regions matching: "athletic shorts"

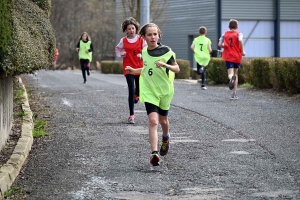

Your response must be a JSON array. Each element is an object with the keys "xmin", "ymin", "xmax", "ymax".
[
  {"xmin": 145, "ymin": 102, "xmax": 169, "ymax": 116},
  {"xmin": 226, "ymin": 61, "xmax": 240, "ymax": 69}
]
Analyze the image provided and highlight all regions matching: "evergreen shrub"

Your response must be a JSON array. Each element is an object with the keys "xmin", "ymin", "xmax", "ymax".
[
  {"xmin": 0, "ymin": 0, "xmax": 54, "ymax": 78},
  {"xmin": 175, "ymin": 59, "xmax": 190, "ymax": 79},
  {"xmin": 101, "ymin": 61, "xmax": 123, "ymax": 74}
]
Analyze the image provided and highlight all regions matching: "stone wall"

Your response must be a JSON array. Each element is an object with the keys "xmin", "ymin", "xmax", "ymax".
[{"xmin": 0, "ymin": 77, "xmax": 13, "ymax": 150}]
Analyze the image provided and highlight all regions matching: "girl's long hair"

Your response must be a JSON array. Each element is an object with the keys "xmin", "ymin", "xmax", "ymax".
[{"xmin": 79, "ymin": 32, "xmax": 91, "ymax": 41}]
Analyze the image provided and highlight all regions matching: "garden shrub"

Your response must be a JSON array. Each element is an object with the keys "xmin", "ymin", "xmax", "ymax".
[
  {"xmin": 175, "ymin": 59, "xmax": 190, "ymax": 79},
  {"xmin": 281, "ymin": 59, "xmax": 300, "ymax": 93},
  {"xmin": 251, "ymin": 58, "xmax": 272, "ymax": 88},
  {"xmin": 271, "ymin": 58, "xmax": 287, "ymax": 91},
  {"xmin": 30, "ymin": 0, "xmax": 51, "ymax": 16},
  {"xmin": 239, "ymin": 58, "xmax": 253, "ymax": 84},
  {"xmin": 206, "ymin": 58, "xmax": 227, "ymax": 84},
  {"xmin": 101, "ymin": 61, "xmax": 123, "ymax": 74},
  {"xmin": 0, "ymin": 0, "xmax": 13, "ymax": 75},
  {"xmin": 0, "ymin": 0, "xmax": 54, "ymax": 78}
]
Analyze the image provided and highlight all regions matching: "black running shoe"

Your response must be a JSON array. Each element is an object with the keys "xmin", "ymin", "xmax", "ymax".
[
  {"xmin": 160, "ymin": 140, "xmax": 169, "ymax": 156},
  {"xmin": 150, "ymin": 152, "xmax": 160, "ymax": 166},
  {"xmin": 228, "ymin": 75, "xmax": 236, "ymax": 90}
]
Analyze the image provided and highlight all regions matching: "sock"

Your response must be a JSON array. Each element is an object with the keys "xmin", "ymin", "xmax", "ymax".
[
  {"xmin": 162, "ymin": 134, "xmax": 170, "ymax": 141},
  {"xmin": 228, "ymin": 74, "xmax": 233, "ymax": 80}
]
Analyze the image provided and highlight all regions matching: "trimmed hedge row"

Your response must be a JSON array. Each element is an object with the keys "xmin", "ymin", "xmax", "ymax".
[
  {"xmin": 0, "ymin": 0, "xmax": 13, "ymax": 74},
  {"xmin": 101, "ymin": 58, "xmax": 300, "ymax": 94},
  {"xmin": 101, "ymin": 59, "xmax": 191, "ymax": 79},
  {"xmin": 206, "ymin": 58, "xmax": 300, "ymax": 94},
  {"xmin": 0, "ymin": 0, "xmax": 54, "ymax": 78}
]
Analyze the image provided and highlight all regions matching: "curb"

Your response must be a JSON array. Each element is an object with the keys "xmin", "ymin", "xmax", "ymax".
[{"xmin": 0, "ymin": 77, "xmax": 33, "ymax": 199}]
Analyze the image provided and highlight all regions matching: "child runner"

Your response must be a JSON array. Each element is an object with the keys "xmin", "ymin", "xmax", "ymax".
[
  {"xmin": 52, "ymin": 47, "xmax": 59, "ymax": 70},
  {"xmin": 125, "ymin": 23, "xmax": 180, "ymax": 166},
  {"xmin": 218, "ymin": 19, "xmax": 246, "ymax": 99},
  {"xmin": 76, "ymin": 32, "xmax": 93, "ymax": 84},
  {"xmin": 115, "ymin": 17, "xmax": 147, "ymax": 124},
  {"xmin": 190, "ymin": 26, "xmax": 212, "ymax": 90}
]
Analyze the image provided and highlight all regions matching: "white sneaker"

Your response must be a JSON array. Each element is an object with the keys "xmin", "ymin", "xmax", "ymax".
[
  {"xmin": 201, "ymin": 86, "xmax": 207, "ymax": 90},
  {"xmin": 230, "ymin": 94, "xmax": 238, "ymax": 100}
]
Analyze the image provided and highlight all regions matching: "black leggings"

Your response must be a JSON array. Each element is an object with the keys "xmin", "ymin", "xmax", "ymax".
[
  {"xmin": 125, "ymin": 74, "xmax": 140, "ymax": 116},
  {"xmin": 80, "ymin": 59, "xmax": 89, "ymax": 82}
]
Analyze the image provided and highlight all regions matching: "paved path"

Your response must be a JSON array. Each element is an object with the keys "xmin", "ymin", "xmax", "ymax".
[{"xmin": 10, "ymin": 70, "xmax": 300, "ymax": 199}]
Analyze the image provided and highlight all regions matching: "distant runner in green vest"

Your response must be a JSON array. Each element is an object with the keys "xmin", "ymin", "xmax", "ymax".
[
  {"xmin": 125, "ymin": 23, "xmax": 180, "ymax": 167},
  {"xmin": 76, "ymin": 32, "xmax": 93, "ymax": 84},
  {"xmin": 190, "ymin": 26, "xmax": 212, "ymax": 90}
]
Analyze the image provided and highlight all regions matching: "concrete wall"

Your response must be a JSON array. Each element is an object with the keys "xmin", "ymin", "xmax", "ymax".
[{"xmin": 0, "ymin": 77, "xmax": 13, "ymax": 151}]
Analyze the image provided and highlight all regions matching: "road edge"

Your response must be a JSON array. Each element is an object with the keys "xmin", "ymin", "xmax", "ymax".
[{"xmin": 0, "ymin": 77, "xmax": 33, "ymax": 199}]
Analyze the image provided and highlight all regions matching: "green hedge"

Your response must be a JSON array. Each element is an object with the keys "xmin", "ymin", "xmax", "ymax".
[
  {"xmin": 0, "ymin": 0, "xmax": 54, "ymax": 78},
  {"xmin": 101, "ymin": 59, "xmax": 191, "ymax": 79},
  {"xmin": 251, "ymin": 58, "xmax": 272, "ymax": 88},
  {"xmin": 102, "ymin": 58, "xmax": 300, "ymax": 94},
  {"xmin": 270, "ymin": 58, "xmax": 300, "ymax": 93},
  {"xmin": 0, "ymin": 0, "xmax": 13, "ymax": 75},
  {"xmin": 175, "ymin": 59, "xmax": 190, "ymax": 79},
  {"xmin": 30, "ymin": 0, "xmax": 51, "ymax": 16},
  {"xmin": 206, "ymin": 58, "xmax": 227, "ymax": 84},
  {"xmin": 203, "ymin": 58, "xmax": 300, "ymax": 94},
  {"xmin": 101, "ymin": 61, "xmax": 123, "ymax": 74}
]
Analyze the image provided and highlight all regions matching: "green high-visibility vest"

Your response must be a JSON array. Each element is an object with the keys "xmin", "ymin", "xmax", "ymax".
[
  {"xmin": 193, "ymin": 36, "xmax": 211, "ymax": 66},
  {"xmin": 78, "ymin": 40, "xmax": 92, "ymax": 61},
  {"xmin": 139, "ymin": 46, "xmax": 176, "ymax": 110}
]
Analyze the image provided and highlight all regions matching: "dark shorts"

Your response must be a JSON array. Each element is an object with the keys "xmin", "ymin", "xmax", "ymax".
[
  {"xmin": 226, "ymin": 61, "xmax": 240, "ymax": 69},
  {"xmin": 145, "ymin": 102, "xmax": 169, "ymax": 116}
]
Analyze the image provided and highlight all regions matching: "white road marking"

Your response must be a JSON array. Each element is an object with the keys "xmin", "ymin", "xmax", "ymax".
[
  {"xmin": 62, "ymin": 98, "xmax": 72, "ymax": 107},
  {"xmin": 134, "ymin": 110, "xmax": 146, "ymax": 113},
  {"xmin": 171, "ymin": 140, "xmax": 199, "ymax": 143},
  {"xmin": 230, "ymin": 151, "xmax": 250, "ymax": 155},
  {"xmin": 222, "ymin": 138, "xmax": 256, "ymax": 142}
]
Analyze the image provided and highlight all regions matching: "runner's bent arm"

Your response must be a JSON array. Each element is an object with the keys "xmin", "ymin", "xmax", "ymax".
[{"xmin": 156, "ymin": 58, "xmax": 180, "ymax": 73}]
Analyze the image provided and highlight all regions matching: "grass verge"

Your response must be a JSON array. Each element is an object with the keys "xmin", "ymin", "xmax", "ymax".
[{"xmin": 33, "ymin": 119, "xmax": 47, "ymax": 138}]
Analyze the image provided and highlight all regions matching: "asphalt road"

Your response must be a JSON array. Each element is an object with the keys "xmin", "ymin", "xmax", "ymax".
[{"xmin": 14, "ymin": 70, "xmax": 300, "ymax": 200}]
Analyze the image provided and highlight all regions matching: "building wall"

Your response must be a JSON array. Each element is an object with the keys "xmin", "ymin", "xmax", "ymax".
[
  {"xmin": 157, "ymin": 0, "xmax": 218, "ymax": 60},
  {"xmin": 221, "ymin": 0, "xmax": 300, "ymax": 58},
  {"xmin": 115, "ymin": 0, "xmax": 300, "ymax": 63},
  {"xmin": 222, "ymin": 0, "xmax": 274, "ymax": 20},
  {"xmin": 280, "ymin": 0, "xmax": 300, "ymax": 57},
  {"xmin": 115, "ymin": 0, "xmax": 218, "ymax": 62},
  {"xmin": 221, "ymin": 20, "xmax": 275, "ymax": 57}
]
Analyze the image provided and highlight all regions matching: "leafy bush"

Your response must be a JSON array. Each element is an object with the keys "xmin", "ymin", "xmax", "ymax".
[
  {"xmin": 0, "ymin": 0, "xmax": 13, "ymax": 74},
  {"xmin": 270, "ymin": 58, "xmax": 286, "ymax": 91},
  {"xmin": 239, "ymin": 58, "xmax": 253, "ymax": 84},
  {"xmin": 0, "ymin": 0, "xmax": 55, "ymax": 78},
  {"xmin": 206, "ymin": 58, "xmax": 227, "ymax": 84},
  {"xmin": 270, "ymin": 58, "xmax": 300, "ymax": 93},
  {"xmin": 175, "ymin": 59, "xmax": 190, "ymax": 79},
  {"xmin": 251, "ymin": 58, "xmax": 272, "ymax": 88},
  {"xmin": 30, "ymin": 0, "xmax": 51, "ymax": 16},
  {"xmin": 101, "ymin": 61, "xmax": 123, "ymax": 74}
]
